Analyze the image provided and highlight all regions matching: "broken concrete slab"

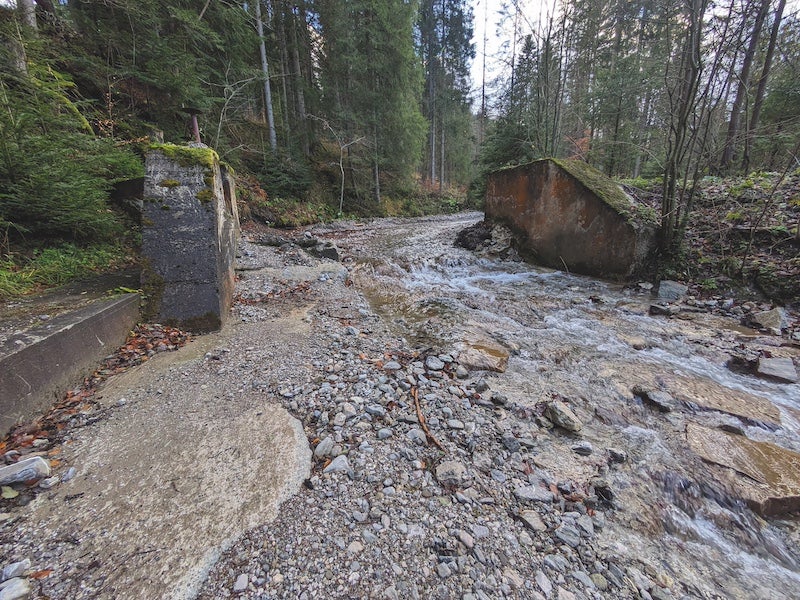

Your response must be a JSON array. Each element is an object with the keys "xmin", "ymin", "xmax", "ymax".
[
  {"xmin": 687, "ymin": 423, "xmax": 800, "ymax": 516},
  {"xmin": 0, "ymin": 294, "xmax": 139, "ymax": 434},
  {"xmin": 484, "ymin": 159, "xmax": 657, "ymax": 279}
]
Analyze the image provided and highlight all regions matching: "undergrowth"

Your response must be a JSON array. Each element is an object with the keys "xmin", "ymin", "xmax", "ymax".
[{"xmin": 0, "ymin": 244, "xmax": 129, "ymax": 298}]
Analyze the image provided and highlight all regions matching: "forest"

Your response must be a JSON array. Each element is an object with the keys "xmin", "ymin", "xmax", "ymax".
[{"xmin": 0, "ymin": 0, "xmax": 798, "ymax": 300}]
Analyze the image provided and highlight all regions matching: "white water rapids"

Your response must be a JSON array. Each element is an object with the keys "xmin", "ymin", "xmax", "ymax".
[{"xmin": 319, "ymin": 212, "xmax": 800, "ymax": 599}]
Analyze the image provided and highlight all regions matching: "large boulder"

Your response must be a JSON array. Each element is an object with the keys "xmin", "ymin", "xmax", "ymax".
[{"xmin": 485, "ymin": 159, "xmax": 657, "ymax": 279}]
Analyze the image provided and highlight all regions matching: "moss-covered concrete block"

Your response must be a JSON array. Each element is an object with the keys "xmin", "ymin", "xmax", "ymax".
[
  {"xmin": 141, "ymin": 143, "xmax": 240, "ymax": 332},
  {"xmin": 485, "ymin": 159, "xmax": 657, "ymax": 279}
]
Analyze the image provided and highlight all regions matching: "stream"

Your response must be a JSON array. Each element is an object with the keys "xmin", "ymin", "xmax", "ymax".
[{"xmin": 320, "ymin": 211, "xmax": 800, "ymax": 599}]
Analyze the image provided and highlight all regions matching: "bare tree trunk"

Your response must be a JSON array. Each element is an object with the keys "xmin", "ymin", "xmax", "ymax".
[
  {"xmin": 720, "ymin": 0, "xmax": 769, "ymax": 172},
  {"xmin": 19, "ymin": 0, "xmax": 37, "ymax": 30},
  {"xmin": 289, "ymin": 11, "xmax": 309, "ymax": 155},
  {"xmin": 661, "ymin": 0, "xmax": 707, "ymax": 253},
  {"xmin": 742, "ymin": 0, "xmax": 786, "ymax": 174},
  {"xmin": 255, "ymin": 0, "xmax": 277, "ymax": 151}
]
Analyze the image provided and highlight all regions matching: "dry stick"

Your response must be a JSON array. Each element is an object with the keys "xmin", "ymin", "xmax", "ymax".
[{"xmin": 412, "ymin": 387, "xmax": 445, "ymax": 451}]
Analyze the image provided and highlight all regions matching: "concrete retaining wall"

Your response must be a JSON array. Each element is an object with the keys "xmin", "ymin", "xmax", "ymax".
[
  {"xmin": 485, "ymin": 159, "xmax": 657, "ymax": 279},
  {"xmin": 141, "ymin": 144, "xmax": 240, "ymax": 332},
  {"xmin": 0, "ymin": 294, "xmax": 139, "ymax": 434}
]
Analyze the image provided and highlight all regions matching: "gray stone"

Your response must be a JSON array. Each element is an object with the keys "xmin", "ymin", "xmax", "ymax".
[
  {"xmin": 377, "ymin": 428, "xmax": 393, "ymax": 440},
  {"xmin": 633, "ymin": 386, "xmax": 677, "ymax": 412},
  {"xmin": 513, "ymin": 484, "xmax": 554, "ymax": 504},
  {"xmin": 366, "ymin": 404, "xmax": 387, "ymax": 417},
  {"xmin": 0, "ymin": 457, "xmax": 50, "ymax": 486},
  {"xmin": 571, "ymin": 441, "xmax": 593, "ymax": 456},
  {"xmin": 535, "ymin": 570, "xmax": 553, "ymax": 598},
  {"xmin": 0, "ymin": 578, "xmax": 31, "ymax": 600},
  {"xmin": 425, "ymin": 356, "xmax": 446, "ymax": 371},
  {"xmin": 314, "ymin": 437, "xmax": 335, "ymax": 459},
  {"xmin": 436, "ymin": 562, "xmax": 452, "ymax": 578},
  {"xmin": 576, "ymin": 514, "xmax": 594, "ymax": 537},
  {"xmin": 554, "ymin": 523, "xmax": 581, "ymax": 547},
  {"xmin": 232, "ymin": 573, "xmax": 248, "ymax": 593},
  {"xmin": 456, "ymin": 529, "xmax": 475, "ymax": 549},
  {"xmin": 607, "ymin": 448, "xmax": 627, "ymax": 463},
  {"xmin": 749, "ymin": 307, "xmax": 787, "ymax": 333},
  {"xmin": 323, "ymin": 455, "xmax": 351, "ymax": 474},
  {"xmin": 657, "ymin": 280, "xmax": 688, "ymax": 302},
  {"xmin": 545, "ymin": 401, "xmax": 582, "ymax": 432},
  {"xmin": 543, "ymin": 554, "xmax": 569, "ymax": 573},
  {"xmin": 435, "ymin": 461, "xmax": 466, "ymax": 485},
  {"xmin": 384, "ymin": 361, "xmax": 402, "ymax": 371},
  {"xmin": 1, "ymin": 559, "xmax": 30, "ymax": 581},
  {"xmin": 455, "ymin": 365, "xmax": 469, "ymax": 379},
  {"xmin": 519, "ymin": 510, "xmax": 547, "ymax": 532},
  {"xmin": 756, "ymin": 357, "xmax": 798, "ymax": 383},
  {"xmin": 571, "ymin": 570, "xmax": 595, "ymax": 589},
  {"xmin": 590, "ymin": 573, "xmax": 609, "ymax": 591}
]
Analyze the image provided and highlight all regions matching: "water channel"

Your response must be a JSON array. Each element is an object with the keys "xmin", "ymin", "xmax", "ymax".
[{"xmin": 321, "ymin": 211, "xmax": 800, "ymax": 599}]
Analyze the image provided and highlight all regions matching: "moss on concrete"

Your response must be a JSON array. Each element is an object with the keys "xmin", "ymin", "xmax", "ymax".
[
  {"xmin": 196, "ymin": 189, "xmax": 214, "ymax": 204},
  {"xmin": 148, "ymin": 143, "xmax": 218, "ymax": 170},
  {"xmin": 550, "ymin": 159, "xmax": 659, "ymax": 226}
]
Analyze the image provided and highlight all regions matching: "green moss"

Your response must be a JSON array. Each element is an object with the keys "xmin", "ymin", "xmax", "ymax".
[
  {"xmin": 551, "ymin": 159, "xmax": 659, "ymax": 227},
  {"xmin": 140, "ymin": 259, "xmax": 165, "ymax": 321},
  {"xmin": 158, "ymin": 178, "xmax": 181, "ymax": 188},
  {"xmin": 148, "ymin": 143, "xmax": 218, "ymax": 170},
  {"xmin": 196, "ymin": 189, "xmax": 214, "ymax": 204}
]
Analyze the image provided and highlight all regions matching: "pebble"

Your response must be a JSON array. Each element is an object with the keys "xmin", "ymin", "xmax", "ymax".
[
  {"xmin": 545, "ymin": 401, "xmax": 582, "ymax": 432},
  {"xmin": 1, "ymin": 559, "xmax": 30, "ymax": 581},
  {"xmin": 314, "ymin": 437, "xmax": 335, "ymax": 458},
  {"xmin": 425, "ymin": 356, "xmax": 446, "ymax": 371},
  {"xmin": 434, "ymin": 461, "xmax": 466, "ymax": 485},
  {"xmin": 0, "ymin": 578, "xmax": 31, "ymax": 600},
  {"xmin": 232, "ymin": 573, "xmax": 248, "ymax": 592},
  {"xmin": 323, "ymin": 455, "xmax": 351, "ymax": 474}
]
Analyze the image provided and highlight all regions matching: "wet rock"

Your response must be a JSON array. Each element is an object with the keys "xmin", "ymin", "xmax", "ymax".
[
  {"xmin": 457, "ymin": 342, "xmax": 509, "ymax": 373},
  {"xmin": 454, "ymin": 220, "xmax": 493, "ymax": 251},
  {"xmin": 545, "ymin": 400, "xmax": 582, "ymax": 432},
  {"xmin": 687, "ymin": 423, "xmax": 800, "ymax": 516},
  {"xmin": 649, "ymin": 304, "xmax": 680, "ymax": 317},
  {"xmin": 656, "ymin": 280, "xmax": 688, "ymax": 302},
  {"xmin": 756, "ymin": 357, "xmax": 798, "ymax": 383},
  {"xmin": 747, "ymin": 307, "xmax": 787, "ymax": 334},
  {"xmin": 0, "ymin": 457, "xmax": 50, "ymax": 486},
  {"xmin": 602, "ymin": 450, "xmax": 625, "ymax": 467},
  {"xmin": 632, "ymin": 385, "xmax": 677, "ymax": 413},
  {"xmin": 571, "ymin": 441, "xmax": 593, "ymax": 456},
  {"xmin": 662, "ymin": 374, "xmax": 781, "ymax": 427}
]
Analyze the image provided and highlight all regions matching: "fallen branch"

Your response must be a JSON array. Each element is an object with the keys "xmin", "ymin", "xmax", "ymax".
[{"xmin": 412, "ymin": 387, "xmax": 444, "ymax": 451}]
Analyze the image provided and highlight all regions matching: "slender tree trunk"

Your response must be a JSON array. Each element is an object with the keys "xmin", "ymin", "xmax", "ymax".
[
  {"xmin": 255, "ymin": 0, "xmax": 277, "ymax": 151},
  {"xmin": 720, "ymin": 0, "xmax": 769, "ymax": 172},
  {"xmin": 742, "ymin": 0, "xmax": 786, "ymax": 174},
  {"xmin": 19, "ymin": 0, "xmax": 37, "ymax": 30},
  {"xmin": 289, "ymin": 11, "xmax": 309, "ymax": 155}
]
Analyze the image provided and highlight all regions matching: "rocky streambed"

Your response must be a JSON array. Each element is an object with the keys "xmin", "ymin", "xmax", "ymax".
[{"xmin": 2, "ymin": 212, "xmax": 798, "ymax": 599}]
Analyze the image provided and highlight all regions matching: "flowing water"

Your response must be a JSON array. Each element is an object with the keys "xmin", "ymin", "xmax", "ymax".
[{"xmin": 320, "ymin": 212, "xmax": 800, "ymax": 598}]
